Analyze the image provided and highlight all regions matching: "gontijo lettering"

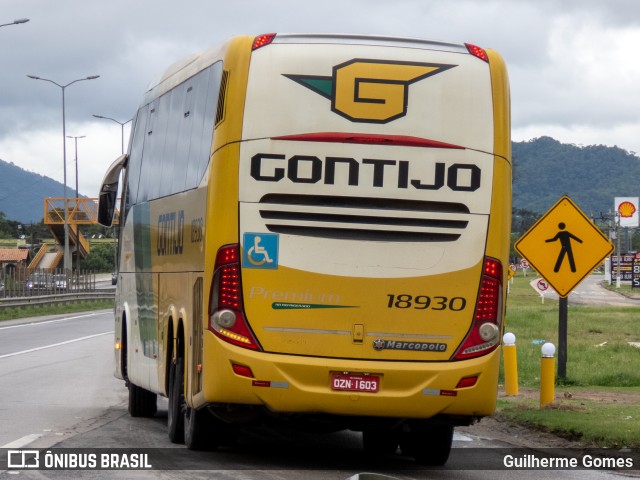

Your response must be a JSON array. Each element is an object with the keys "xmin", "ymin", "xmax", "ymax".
[
  {"xmin": 157, "ymin": 210, "xmax": 185, "ymax": 256},
  {"xmin": 251, "ymin": 154, "xmax": 481, "ymax": 191}
]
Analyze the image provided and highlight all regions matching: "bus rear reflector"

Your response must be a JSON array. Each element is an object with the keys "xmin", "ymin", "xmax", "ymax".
[
  {"xmin": 209, "ymin": 244, "xmax": 261, "ymax": 351},
  {"xmin": 456, "ymin": 376, "xmax": 478, "ymax": 389},
  {"xmin": 232, "ymin": 363, "xmax": 254, "ymax": 378},
  {"xmin": 453, "ymin": 257, "xmax": 503, "ymax": 360},
  {"xmin": 252, "ymin": 33, "xmax": 276, "ymax": 50}
]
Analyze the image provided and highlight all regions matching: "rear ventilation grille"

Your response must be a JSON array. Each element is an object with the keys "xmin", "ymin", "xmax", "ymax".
[
  {"xmin": 258, "ymin": 194, "xmax": 470, "ymax": 242},
  {"xmin": 215, "ymin": 70, "xmax": 229, "ymax": 126}
]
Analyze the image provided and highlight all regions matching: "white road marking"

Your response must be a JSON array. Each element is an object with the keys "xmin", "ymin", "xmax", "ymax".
[
  {"xmin": 1, "ymin": 433, "xmax": 42, "ymax": 448},
  {"xmin": 0, "ymin": 312, "xmax": 105, "ymax": 331},
  {"xmin": 0, "ymin": 331, "xmax": 113, "ymax": 359},
  {"xmin": 454, "ymin": 432, "xmax": 473, "ymax": 442}
]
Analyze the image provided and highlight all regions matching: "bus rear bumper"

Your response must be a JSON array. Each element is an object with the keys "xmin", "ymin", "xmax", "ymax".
[{"xmin": 197, "ymin": 341, "xmax": 501, "ymax": 421}]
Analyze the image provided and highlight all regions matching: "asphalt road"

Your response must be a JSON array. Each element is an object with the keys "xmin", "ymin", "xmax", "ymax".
[
  {"xmin": 528, "ymin": 274, "xmax": 640, "ymax": 306},
  {"xmin": 0, "ymin": 311, "xmax": 121, "ymax": 448},
  {"xmin": 0, "ymin": 310, "xmax": 635, "ymax": 479}
]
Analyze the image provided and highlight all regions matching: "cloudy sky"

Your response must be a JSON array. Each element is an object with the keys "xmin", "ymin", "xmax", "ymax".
[{"xmin": 1, "ymin": 0, "xmax": 639, "ymax": 198}]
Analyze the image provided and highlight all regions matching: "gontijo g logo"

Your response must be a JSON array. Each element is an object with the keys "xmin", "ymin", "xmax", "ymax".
[{"xmin": 284, "ymin": 59, "xmax": 455, "ymax": 123}]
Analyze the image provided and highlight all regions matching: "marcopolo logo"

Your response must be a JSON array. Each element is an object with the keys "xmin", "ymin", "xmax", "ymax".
[
  {"xmin": 284, "ymin": 59, "xmax": 455, "ymax": 123},
  {"xmin": 373, "ymin": 338, "xmax": 447, "ymax": 352}
]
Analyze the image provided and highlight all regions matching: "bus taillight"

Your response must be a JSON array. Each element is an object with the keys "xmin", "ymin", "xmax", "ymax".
[
  {"xmin": 252, "ymin": 33, "xmax": 276, "ymax": 50},
  {"xmin": 209, "ymin": 244, "xmax": 262, "ymax": 351},
  {"xmin": 465, "ymin": 43, "xmax": 489, "ymax": 63},
  {"xmin": 453, "ymin": 257, "xmax": 503, "ymax": 360}
]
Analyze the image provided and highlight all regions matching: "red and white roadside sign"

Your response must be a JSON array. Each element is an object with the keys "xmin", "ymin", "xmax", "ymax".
[
  {"xmin": 520, "ymin": 259, "xmax": 530, "ymax": 269},
  {"xmin": 537, "ymin": 279, "xmax": 549, "ymax": 292}
]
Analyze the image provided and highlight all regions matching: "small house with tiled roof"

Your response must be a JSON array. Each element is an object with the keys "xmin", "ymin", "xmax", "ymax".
[{"xmin": 0, "ymin": 247, "xmax": 30, "ymax": 276}]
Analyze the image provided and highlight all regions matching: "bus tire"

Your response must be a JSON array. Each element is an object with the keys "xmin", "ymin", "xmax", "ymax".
[
  {"xmin": 399, "ymin": 423, "xmax": 453, "ymax": 466},
  {"xmin": 184, "ymin": 406, "xmax": 238, "ymax": 451},
  {"xmin": 184, "ymin": 406, "xmax": 216, "ymax": 451},
  {"xmin": 362, "ymin": 428, "xmax": 400, "ymax": 456},
  {"xmin": 128, "ymin": 382, "xmax": 157, "ymax": 418},
  {"xmin": 167, "ymin": 357, "xmax": 185, "ymax": 444}
]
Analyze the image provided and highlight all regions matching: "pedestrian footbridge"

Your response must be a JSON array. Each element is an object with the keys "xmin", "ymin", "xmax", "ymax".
[{"xmin": 27, "ymin": 198, "xmax": 119, "ymax": 273}]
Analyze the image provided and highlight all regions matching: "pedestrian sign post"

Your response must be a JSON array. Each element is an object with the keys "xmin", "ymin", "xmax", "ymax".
[
  {"xmin": 514, "ymin": 196, "xmax": 614, "ymax": 380},
  {"xmin": 514, "ymin": 196, "xmax": 613, "ymax": 298}
]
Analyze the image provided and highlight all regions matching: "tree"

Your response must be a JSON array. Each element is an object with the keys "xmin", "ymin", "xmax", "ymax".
[
  {"xmin": 0, "ymin": 211, "xmax": 20, "ymax": 238},
  {"xmin": 80, "ymin": 242, "xmax": 115, "ymax": 272}
]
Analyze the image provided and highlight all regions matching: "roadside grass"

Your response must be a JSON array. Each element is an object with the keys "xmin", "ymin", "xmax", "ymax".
[
  {"xmin": 497, "ymin": 396, "xmax": 640, "ymax": 448},
  {"xmin": 0, "ymin": 300, "xmax": 113, "ymax": 321},
  {"xmin": 498, "ymin": 274, "xmax": 640, "ymax": 447},
  {"xmin": 0, "ymin": 239, "xmax": 21, "ymax": 248},
  {"xmin": 602, "ymin": 280, "xmax": 640, "ymax": 298}
]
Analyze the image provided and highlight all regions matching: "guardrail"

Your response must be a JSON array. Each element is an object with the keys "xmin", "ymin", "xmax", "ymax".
[
  {"xmin": 1, "ymin": 268, "xmax": 99, "ymax": 298},
  {"xmin": 0, "ymin": 291, "xmax": 115, "ymax": 310}
]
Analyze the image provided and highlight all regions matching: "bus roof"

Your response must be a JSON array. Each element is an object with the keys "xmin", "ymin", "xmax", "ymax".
[
  {"xmin": 271, "ymin": 33, "xmax": 469, "ymax": 54},
  {"xmin": 140, "ymin": 33, "xmax": 476, "ymax": 106}
]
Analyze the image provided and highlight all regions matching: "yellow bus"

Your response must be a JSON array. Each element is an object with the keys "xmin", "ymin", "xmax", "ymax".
[{"xmin": 98, "ymin": 33, "xmax": 510, "ymax": 465}]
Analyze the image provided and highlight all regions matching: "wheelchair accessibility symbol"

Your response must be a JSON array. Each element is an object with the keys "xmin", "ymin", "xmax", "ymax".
[{"xmin": 243, "ymin": 233, "xmax": 279, "ymax": 269}]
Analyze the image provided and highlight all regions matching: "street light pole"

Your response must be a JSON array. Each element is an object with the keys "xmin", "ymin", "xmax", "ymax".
[
  {"xmin": 67, "ymin": 135, "xmax": 85, "ymax": 272},
  {"xmin": 92, "ymin": 115, "xmax": 132, "ymax": 277},
  {"xmin": 92, "ymin": 115, "xmax": 132, "ymax": 154},
  {"xmin": 27, "ymin": 75, "xmax": 99, "ymax": 272},
  {"xmin": 0, "ymin": 18, "xmax": 29, "ymax": 28}
]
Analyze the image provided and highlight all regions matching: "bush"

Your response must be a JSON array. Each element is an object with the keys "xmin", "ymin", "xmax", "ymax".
[{"xmin": 80, "ymin": 242, "xmax": 116, "ymax": 272}]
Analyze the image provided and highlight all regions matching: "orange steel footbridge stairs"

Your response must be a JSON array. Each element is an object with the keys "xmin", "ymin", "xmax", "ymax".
[{"xmin": 27, "ymin": 198, "xmax": 119, "ymax": 273}]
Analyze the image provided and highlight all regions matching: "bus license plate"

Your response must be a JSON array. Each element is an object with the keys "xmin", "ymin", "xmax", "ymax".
[{"xmin": 331, "ymin": 373, "xmax": 380, "ymax": 393}]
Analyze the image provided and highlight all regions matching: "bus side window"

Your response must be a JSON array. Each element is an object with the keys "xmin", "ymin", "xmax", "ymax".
[
  {"xmin": 159, "ymin": 83, "xmax": 187, "ymax": 197},
  {"xmin": 173, "ymin": 79, "xmax": 195, "ymax": 193},
  {"xmin": 185, "ymin": 62, "xmax": 223, "ymax": 189},
  {"xmin": 144, "ymin": 96, "xmax": 170, "ymax": 201},
  {"xmin": 127, "ymin": 105, "xmax": 149, "ymax": 205},
  {"xmin": 130, "ymin": 62, "xmax": 223, "ymax": 202}
]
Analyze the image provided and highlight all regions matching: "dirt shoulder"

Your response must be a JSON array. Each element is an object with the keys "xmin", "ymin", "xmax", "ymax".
[
  {"xmin": 459, "ymin": 415, "xmax": 585, "ymax": 448},
  {"xmin": 459, "ymin": 387, "xmax": 640, "ymax": 449}
]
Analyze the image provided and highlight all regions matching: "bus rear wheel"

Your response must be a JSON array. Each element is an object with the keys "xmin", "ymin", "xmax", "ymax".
[
  {"xmin": 128, "ymin": 382, "xmax": 157, "ymax": 418},
  {"xmin": 184, "ymin": 406, "xmax": 217, "ymax": 450},
  {"xmin": 184, "ymin": 406, "xmax": 238, "ymax": 451},
  {"xmin": 399, "ymin": 423, "xmax": 454, "ymax": 466},
  {"xmin": 167, "ymin": 357, "xmax": 185, "ymax": 444},
  {"xmin": 362, "ymin": 427, "xmax": 400, "ymax": 456}
]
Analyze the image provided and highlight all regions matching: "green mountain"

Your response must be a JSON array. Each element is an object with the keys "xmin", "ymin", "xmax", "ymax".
[
  {"xmin": 513, "ymin": 136, "xmax": 639, "ymax": 216},
  {"xmin": 0, "ymin": 158, "xmax": 74, "ymax": 224}
]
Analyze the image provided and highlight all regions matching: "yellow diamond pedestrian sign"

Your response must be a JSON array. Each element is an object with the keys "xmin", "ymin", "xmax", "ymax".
[{"xmin": 515, "ymin": 196, "xmax": 614, "ymax": 297}]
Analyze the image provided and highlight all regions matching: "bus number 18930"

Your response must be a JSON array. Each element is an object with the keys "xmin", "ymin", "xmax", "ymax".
[{"xmin": 386, "ymin": 294, "xmax": 466, "ymax": 311}]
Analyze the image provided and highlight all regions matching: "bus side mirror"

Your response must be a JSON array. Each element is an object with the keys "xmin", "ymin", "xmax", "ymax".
[
  {"xmin": 98, "ymin": 154, "xmax": 128, "ymax": 227},
  {"xmin": 98, "ymin": 183, "xmax": 118, "ymax": 227}
]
